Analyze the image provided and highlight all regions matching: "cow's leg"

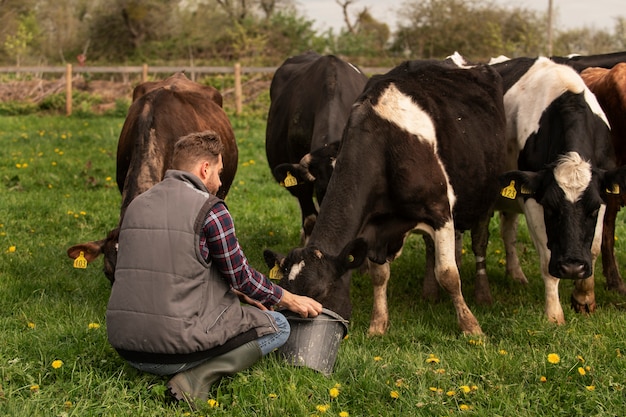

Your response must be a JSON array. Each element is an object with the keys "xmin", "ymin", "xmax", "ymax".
[
  {"xmin": 291, "ymin": 183, "xmax": 318, "ymax": 246},
  {"xmin": 601, "ymin": 198, "xmax": 626, "ymax": 294},
  {"xmin": 524, "ymin": 200, "xmax": 564, "ymax": 323},
  {"xmin": 433, "ymin": 221, "xmax": 482, "ymax": 335},
  {"xmin": 471, "ymin": 216, "xmax": 493, "ymax": 305},
  {"xmin": 368, "ymin": 260, "xmax": 391, "ymax": 336},
  {"xmin": 571, "ymin": 205, "xmax": 604, "ymax": 313},
  {"xmin": 422, "ymin": 235, "xmax": 440, "ymax": 302},
  {"xmin": 500, "ymin": 211, "xmax": 528, "ymax": 284}
]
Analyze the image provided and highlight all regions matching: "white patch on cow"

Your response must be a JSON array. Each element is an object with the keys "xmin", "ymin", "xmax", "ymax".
[
  {"xmin": 503, "ymin": 57, "xmax": 609, "ymax": 150},
  {"xmin": 347, "ymin": 62, "xmax": 362, "ymax": 75},
  {"xmin": 553, "ymin": 152, "xmax": 592, "ymax": 203},
  {"xmin": 288, "ymin": 260, "xmax": 305, "ymax": 281},
  {"xmin": 373, "ymin": 83, "xmax": 456, "ymax": 210},
  {"xmin": 489, "ymin": 55, "xmax": 510, "ymax": 64}
]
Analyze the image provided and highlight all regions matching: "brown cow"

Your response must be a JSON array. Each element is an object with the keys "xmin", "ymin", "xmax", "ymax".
[
  {"xmin": 67, "ymin": 72, "xmax": 238, "ymax": 284},
  {"xmin": 580, "ymin": 63, "xmax": 626, "ymax": 297}
]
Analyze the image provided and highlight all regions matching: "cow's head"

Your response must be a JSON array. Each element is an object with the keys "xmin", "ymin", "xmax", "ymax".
[
  {"xmin": 263, "ymin": 238, "xmax": 367, "ymax": 319},
  {"xmin": 499, "ymin": 152, "xmax": 626, "ymax": 279},
  {"xmin": 67, "ymin": 228, "xmax": 120, "ymax": 285},
  {"xmin": 273, "ymin": 142, "xmax": 340, "ymax": 205}
]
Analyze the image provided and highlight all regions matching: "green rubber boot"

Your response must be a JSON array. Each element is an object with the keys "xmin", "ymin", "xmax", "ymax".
[{"xmin": 167, "ymin": 341, "xmax": 262, "ymax": 409}]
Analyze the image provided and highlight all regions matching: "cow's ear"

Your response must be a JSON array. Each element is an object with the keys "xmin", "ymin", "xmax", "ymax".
[
  {"xmin": 67, "ymin": 240, "xmax": 105, "ymax": 263},
  {"xmin": 599, "ymin": 166, "xmax": 626, "ymax": 198},
  {"xmin": 498, "ymin": 171, "xmax": 539, "ymax": 200},
  {"xmin": 273, "ymin": 163, "xmax": 314, "ymax": 187},
  {"xmin": 338, "ymin": 238, "xmax": 368, "ymax": 271}
]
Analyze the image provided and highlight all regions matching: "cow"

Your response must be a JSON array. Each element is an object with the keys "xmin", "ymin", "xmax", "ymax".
[
  {"xmin": 550, "ymin": 51, "xmax": 626, "ymax": 73},
  {"xmin": 489, "ymin": 57, "xmax": 626, "ymax": 324},
  {"xmin": 67, "ymin": 72, "xmax": 238, "ymax": 284},
  {"xmin": 580, "ymin": 63, "xmax": 626, "ymax": 296},
  {"xmin": 265, "ymin": 51, "xmax": 368, "ymax": 244},
  {"xmin": 264, "ymin": 59, "xmax": 508, "ymax": 335}
]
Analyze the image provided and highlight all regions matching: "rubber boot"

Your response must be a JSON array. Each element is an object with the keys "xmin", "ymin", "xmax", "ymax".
[{"xmin": 167, "ymin": 341, "xmax": 262, "ymax": 409}]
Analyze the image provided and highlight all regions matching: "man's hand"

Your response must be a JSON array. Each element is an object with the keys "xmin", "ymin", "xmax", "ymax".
[
  {"xmin": 277, "ymin": 289, "xmax": 323, "ymax": 318},
  {"xmin": 232, "ymin": 289, "xmax": 267, "ymax": 311}
]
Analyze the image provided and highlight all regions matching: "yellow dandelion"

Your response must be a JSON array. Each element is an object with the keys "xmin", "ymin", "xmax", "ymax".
[
  {"xmin": 30, "ymin": 384, "xmax": 40, "ymax": 392},
  {"xmin": 316, "ymin": 404, "xmax": 330, "ymax": 413},
  {"xmin": 499, "ymin": 349, "xmax": 508, "ymax": 355},
  {"xmin": 373, "ymin": 356, "xmax": 382, "ymax": 362},
  {"xmin": 435, "ymin": 368, "xmax": 445, "ymax": 374},
  {"xmin": 88, "ymin": 323, "xmax": 100, "ymax": 329},
  {"xmin": 578, "ymin": 367, "xmax": 586, "ymax": 376},
  {"xmin": 429, "ymin": 387, "xmax": 439, "ymax": 392},
  {"xmin": 390, "ymin": 390, "xmax": 400, "ymax": 399},
  {"xmin": 51, "ymin": 161, "xmax": 57, "ymax": 166},
  {"xmin": 8, "ymin": 246, "xmax": 16, "ymax": 253},
  {"xmin": 16, "ymin": 163, "xmax": 22, "ymax": 168},
  {"xmin": 64, "ymin": 401, "xmax": 72, "ymax": 409},
  {"xmin": 460, "ymin": 385, "xmax": 471, "ymax": 394},
  {"xmin": 471, "ymin": 385, "xmax": 478, "ymax": 391},
  {"xmin": 547, "ymin": 353, "xmax": 560, "ymax": 364},
  {"xmin": 339, "ymin": 412, "xmax": 349, "ymax": 417},
  {"xmin": 105, "ymin": 176, "xmax": 112, "ymax": 181},
  {"xmin": 207, "ymin": 398, "xmax": 219, "ymax": 408},
  {"xmin": 425, "ymin": 354, "xmax": 440, "ymax": 364},
  {"xmin": 52, "ymin": 360, "xmax": 63, "ymax": 369},
  {"xmin": 329, "ymin": 387, "xmax": 340, "ymax": 398},
  {"xmin": 495, "ymin": 249, "xmax": 501, "ymax": 254},
  {"xmin": 446, "ymin": 390, "xmax": 456, "ymax": 397},
  {"xmin": 585, "ymin": 366, "xmax": 591, "ymax": 372},
  {"xmin": 586, "ymin": 385, "xmax": 595, "ymax": 391},
  {"xmin": 576, "ymin": 355, "xmax": 585, "ymax": 363},
  {"xmin": 268, "ymin": 393, "xmax": 278, "ymax": 399},
  {"xmin": 459, "ymin": 404, "xmax": 470, "ymax": 411},
  {"xmin": 27, "ymin": 322, "xmax": 35, "ymax": 329},
  {"xmin": 540, "ymin": 376, "xmax": 547, "ymax": 382}
]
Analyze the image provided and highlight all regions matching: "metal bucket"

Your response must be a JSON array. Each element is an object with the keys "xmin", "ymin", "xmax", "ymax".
[{"xmin": 277, "ymin": 308, "xmax": 349, "ymax": 376}]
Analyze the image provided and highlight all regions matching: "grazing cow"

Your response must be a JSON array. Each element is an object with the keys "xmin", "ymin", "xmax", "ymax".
[
  {"xmin": 265, "ymin": 51, "xmax": 368, "ymax": 243},
  {"xmin": 580, "ymin": 64, "xmax": 626, "ymax": 296},
  {"xmin": 550, "ymin": 51, "xmax": 626, "ymax": 72},
  {"xmin": 265, "ymin": 59, "xmax": 508, "ymax": 335},
  {"xmin": 490, "ymin": 57, "xmax": 626, "ymax": 324},
  {"xmin": 67, "ymin": 72, "xmax": 238, "ymax": 283}
]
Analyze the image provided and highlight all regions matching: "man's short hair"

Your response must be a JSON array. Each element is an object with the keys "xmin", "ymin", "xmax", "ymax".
[{"xmin": 172, "ymin": 131, "xmax": 225, "ymax": 170}]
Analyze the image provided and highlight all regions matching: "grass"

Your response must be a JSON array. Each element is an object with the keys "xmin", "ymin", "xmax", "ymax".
[{"xmin": 1, "ymin": 114, "xmax": 625, "ymax": 416}]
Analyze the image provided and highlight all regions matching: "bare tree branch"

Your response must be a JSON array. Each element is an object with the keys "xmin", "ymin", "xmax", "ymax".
[{"xmin": 335, "ymin": 0, "xmax": 355, "ymax": 34}]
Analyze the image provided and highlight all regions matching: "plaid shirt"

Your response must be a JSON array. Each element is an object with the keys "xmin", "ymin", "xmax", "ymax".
[{"xmin": 200, "ymin": 202, "xmax": 283, "ymax": 307}]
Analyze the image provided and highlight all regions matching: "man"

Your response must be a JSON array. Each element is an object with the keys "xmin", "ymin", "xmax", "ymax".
[{"xmin": 106, "ymin": 130, "xmax": 322, "ymax": 406}]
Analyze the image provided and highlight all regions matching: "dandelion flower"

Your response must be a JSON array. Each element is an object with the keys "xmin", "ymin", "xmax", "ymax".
[
  {"xmin": 28, "ymin": 322, "xmax": 35, "ymax": 329},
  {"xmin": 30, "ymin": 384, "xmax": 40, "ymax": 392},
  {"xmin": 547, "ymin": 353, "xmax": 560, "ymax": 364},
  {"xmin": 586, "ymin": 385, "xmax": 595, "ymax": 391},
  {"xmin": 316, "ymin": 404, "xmax": 330, "ymax": 413},
  {"xmin": 576, "ymin": 355, "xmax": 585, "ymax": 363},
  {"xmin": 499, "ymin": 349, "xmax": 508, "ymax": 355},
  {"xmin": 88, "ymin": 323, "xmax": 100, "ymax": 329},
  {"xmin": 446, "ymin": 390, "xmax": 456, "ymax": 397},
  {"xmin": 64, "ymin": 401, "xmax": 72, "ymax": 409},
  {"xmin": 425, "ymin": 354, "xmax": 440, "ymax": 364},
  {"xmin": 390, "ymin": 390, "xmax": 400, "ymax": 399},
  {"xmin": 339, "ymin": 412, "xmax": 349, "ymax": 417},
  {"xmin": 373, "ymin": 356, "xmax": 382, "ymax": 362},
  {"xmin": 329, "ymin": 387, "xmax": 340, "ymax": 398},
  {"xmin": 207, "ymin": 399, "xmax": 219, "ymax": 408},
  {"xmin": 268, "ymin": 393, "xmax": 277, "ymax": 399},
  {"xmin": 460, "ymin": 404, "xmax": 470, "ymax": 411},
  {"xmin": 8, "ymin": 246, "xmax": 16, "ymax": 253},
  {"xmin": 52, "ymin": 360, "xmax": 63, "ymax": 369},
  {"xmin": 460, "ymin": 385, "xmax": 471, "ymax": 394},
  {"xmin": 540, "ymin": 376, "xmax": 547, "ymax": 382},
  {"xmin": 578, "ymin": 367, "xmax": 586, "ymax": 376}
]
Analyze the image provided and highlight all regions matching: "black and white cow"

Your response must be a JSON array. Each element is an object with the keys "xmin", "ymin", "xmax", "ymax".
[
  {"xmin": 265, "ymin": 59, "xmax": 507, "ymax": 335},
  {"xmin": 266, "ymin": 51, "xmax": 368, "ymax": 244},
  {"xmin": 490, "ymin": 57, "xmax": 626, "ymax": 324}
]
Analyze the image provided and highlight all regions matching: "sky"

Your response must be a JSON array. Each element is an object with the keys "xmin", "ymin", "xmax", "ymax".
[{"xmin": 298, "ymin": 0, "xmax": 625, "ymax": 33}]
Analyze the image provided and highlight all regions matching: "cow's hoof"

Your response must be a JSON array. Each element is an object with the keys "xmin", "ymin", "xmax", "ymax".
[{"xmin": 570, "ymin": 294, "xmax": 596, "ymax": 314}]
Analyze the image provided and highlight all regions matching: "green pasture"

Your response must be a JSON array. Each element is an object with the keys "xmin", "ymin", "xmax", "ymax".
[{"xmin": 1, "ymin": 114, "xmax": 625, "ymax": 416}]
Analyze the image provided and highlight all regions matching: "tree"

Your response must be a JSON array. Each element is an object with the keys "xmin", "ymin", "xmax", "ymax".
[{"xmin": 4, "ymin": 18, "xmax": 34, "ymax": 66}]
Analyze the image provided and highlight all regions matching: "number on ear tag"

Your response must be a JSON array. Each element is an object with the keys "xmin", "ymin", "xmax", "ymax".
[
  {"xmin": 73, "ymin": 251, "xmax": 88, "ymax": 269},
  {"xmin": 501, "ymin": 180, "xmax": 517, "ymax": 199},
  {"xmin": 283, "ymin": 172, "xmax": 298, "ymax": 187},
  {"xmin": 269, "ymin": 263, "xmax": 283, "ymax": 280}
]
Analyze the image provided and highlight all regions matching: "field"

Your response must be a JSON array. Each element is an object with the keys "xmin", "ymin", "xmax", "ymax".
[{"xmin": 1, "ymin": 114, "xmax": 626, "ymax": 416}]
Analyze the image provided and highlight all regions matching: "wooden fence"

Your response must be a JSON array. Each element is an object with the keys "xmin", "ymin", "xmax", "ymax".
[{"xmin": 0, "ymin": 64, "xmax": 390, "ymax": 116}]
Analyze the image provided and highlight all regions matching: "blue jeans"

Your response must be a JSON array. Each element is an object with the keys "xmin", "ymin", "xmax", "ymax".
[{"xmin": 128, "ymin": 310, "xmax": 290, "ymax": 376}]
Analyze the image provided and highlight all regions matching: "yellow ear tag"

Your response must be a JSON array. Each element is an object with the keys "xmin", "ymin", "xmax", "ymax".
[
  {"xmin": 269, "ymin": 263, "xmax": 283, "ymax": 280},
  {"xmin": 501, "ymin": 180, "xmax": 517, "ymax": 199},
  {"xmin": 73, "ymin": 251, "xmax": 88, "ymax": 269},
  {"xmin": 606, "ymin": 183, "xmax": 620, "ymax": 194},
  {"xmin": 283, "ymin": 172, "xmax": 298, "ymax": 188}
]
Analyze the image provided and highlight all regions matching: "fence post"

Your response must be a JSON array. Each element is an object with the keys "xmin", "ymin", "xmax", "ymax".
[
  {"xmin": 142, "ymin": 63, "xmax": 148, "ymax": 83},
  {"xmin": 234, "ymin": 62, "xmax": 242, "ymax": 115},
  {"xmin": 65, "ymin": 64, "xmax": 72, "ymax": 116}
]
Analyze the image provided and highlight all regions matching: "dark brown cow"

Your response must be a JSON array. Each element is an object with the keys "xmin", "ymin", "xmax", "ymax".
[
  {"xmin": 580, "ymin": 63, "xmax": 626, "ymax": 296},
  {"xmin": 67, "ymin": 72, "xmax": 238, "ymax": 283}
]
